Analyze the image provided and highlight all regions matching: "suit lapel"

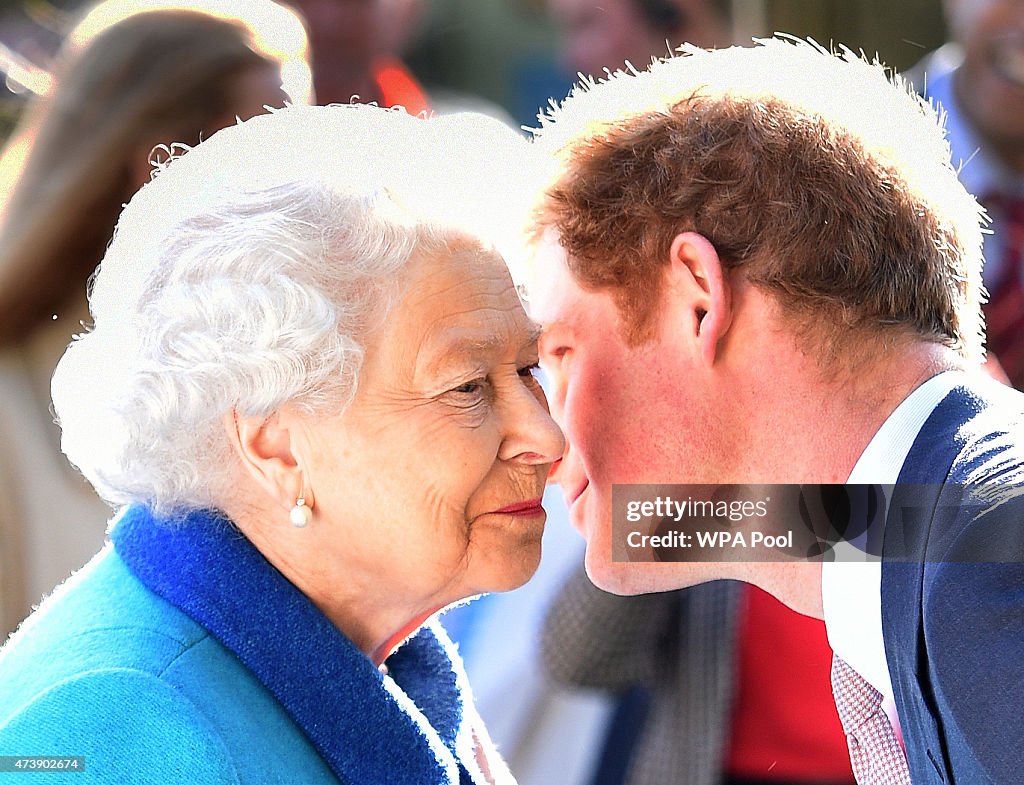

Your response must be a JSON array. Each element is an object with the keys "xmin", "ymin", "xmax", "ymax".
[{"xmin": 882, "ymin": 384, "xmax": 985, "ymax": 781}]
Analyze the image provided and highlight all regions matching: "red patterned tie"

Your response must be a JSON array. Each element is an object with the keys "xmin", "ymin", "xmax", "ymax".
[
  {"xmin": 982, "ymin": 193, "xmax": 1024, "ymax": 389},
  {"xmin": 830, "ymin": 656, "xmax": 911, "ymax": 785}
]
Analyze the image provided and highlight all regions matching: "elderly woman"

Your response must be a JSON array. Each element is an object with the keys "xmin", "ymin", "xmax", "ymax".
[{"xmin": 0, "ymin": 104, "xmax": 563, "ymax": 784}]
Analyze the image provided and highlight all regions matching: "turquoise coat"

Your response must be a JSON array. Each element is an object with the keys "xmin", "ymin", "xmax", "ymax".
[{"xmin": 0, "ymin": 506, "xmax": 486, "ymax": 784}]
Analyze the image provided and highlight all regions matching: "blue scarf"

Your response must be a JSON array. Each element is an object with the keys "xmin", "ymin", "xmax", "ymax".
[{"xmin": 111, "ymin": 505, "xmax": 478, "ymax": 784}]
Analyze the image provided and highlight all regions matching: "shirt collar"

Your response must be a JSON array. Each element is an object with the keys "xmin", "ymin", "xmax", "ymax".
[
  {"xmin": 847, "ymin": 371, "xmax": 966, "ymax": 485},
  {"xmin": 111, "ymin": 505, "xmax": 477, "ymax": 784},
  {"xmin": 823, "ymin": 370, "xmax": 966, "ymax": 697}
]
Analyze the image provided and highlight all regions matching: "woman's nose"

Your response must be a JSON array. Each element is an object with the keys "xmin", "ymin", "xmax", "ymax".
[{"xmin": 499, "ymin": 383, "xmax": 567, "ymax": 465}]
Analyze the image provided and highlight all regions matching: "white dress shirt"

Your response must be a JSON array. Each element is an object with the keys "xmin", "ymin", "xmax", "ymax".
[{"xmin": 821, "ymin": 370, "xmax": 967, "ymax": 703}]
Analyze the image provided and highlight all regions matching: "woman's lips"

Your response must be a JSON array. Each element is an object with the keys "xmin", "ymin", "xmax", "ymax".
[{"xmin": 492, "ymin": 498, "xmax": 545, "ymax": 516}]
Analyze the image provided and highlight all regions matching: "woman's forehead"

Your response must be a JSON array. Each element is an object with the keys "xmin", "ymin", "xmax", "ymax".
[{"xmin": 370, "ymin": 247, "xmax": 538, "ymax": 378}]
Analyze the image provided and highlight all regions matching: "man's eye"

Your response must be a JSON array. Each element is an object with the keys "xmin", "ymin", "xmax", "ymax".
[{"xmin": 518, "ymin": 363, "xmax": 541, "ymax": 379}]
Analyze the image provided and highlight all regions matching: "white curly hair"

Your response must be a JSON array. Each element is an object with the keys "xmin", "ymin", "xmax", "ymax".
[{"xmin": 51, "ymin": 103, "xmax": 533, "ymax": 514}]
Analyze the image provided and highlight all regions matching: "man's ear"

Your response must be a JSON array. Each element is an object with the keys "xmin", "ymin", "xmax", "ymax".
[
  {"xmin": 223, "ymin": 410, "xmax": 309, "ymax": 513},
  {"xmin": 665, "ymin": 231, "xmax": 732, "ymax": 367}
]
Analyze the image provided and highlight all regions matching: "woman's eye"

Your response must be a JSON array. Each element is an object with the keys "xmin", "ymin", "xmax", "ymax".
[
  {"xmin": 451, "ymin": 378, "xmax": 487, "ymax": 397},
  {"xmin": 442, "ymin": 376, "xmax": 492, "ymax": 413},
  {"xmin": 518, "ymin": 362, "xmax": 541, "ymax": 379}
]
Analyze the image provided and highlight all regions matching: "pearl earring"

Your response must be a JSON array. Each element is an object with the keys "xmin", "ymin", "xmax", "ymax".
[{"xmin": 290, "ymin": 494, "xmax": 312, "ymax": 528}]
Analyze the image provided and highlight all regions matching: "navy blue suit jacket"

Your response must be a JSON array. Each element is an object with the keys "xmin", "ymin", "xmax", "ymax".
[{"xmin": 882, "ymin": 376, "xmax": 1024, "ymax": 784}]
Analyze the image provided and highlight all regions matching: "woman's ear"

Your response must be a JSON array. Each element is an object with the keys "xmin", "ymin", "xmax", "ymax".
[
  {"xmin": 223, "ymin": 410, "xmax": 308, "ymax": 512},
  {"xmin": 665, "ymin": 231, "xmax": 732, "ymax": 367}
]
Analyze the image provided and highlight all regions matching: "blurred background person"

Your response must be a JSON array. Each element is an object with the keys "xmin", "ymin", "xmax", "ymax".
[
  {"xmin": 286, "ymin": 0, "xmax": 431, "ymax": 113},
  {"xmin": 288, "ymin": 0, "xmax": 512, "ymax": 120},
  {"xmin": 0, "ymin": 0, "xmax": 310, "ymax": 640},
  {"xmin": 547, "ymin": 0, "xmax": 731, "ymax": 79},
  {"xmin": 907, "ymin": 0, "xmax": 1024, "ymax": 389}
]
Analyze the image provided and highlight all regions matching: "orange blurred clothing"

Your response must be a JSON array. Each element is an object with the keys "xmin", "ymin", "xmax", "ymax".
[{"xmin": 373, "ymin": 56, "xmax": 430, "ymax": 116}]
